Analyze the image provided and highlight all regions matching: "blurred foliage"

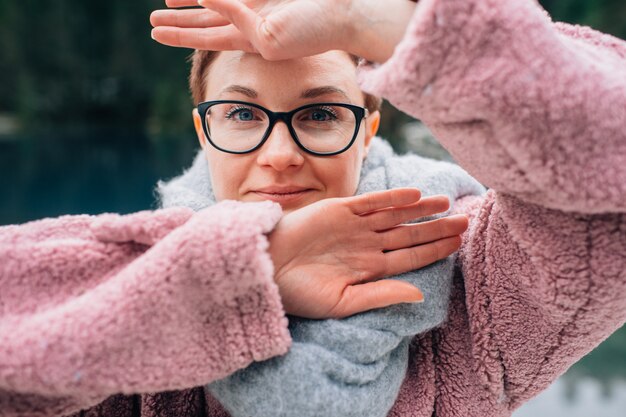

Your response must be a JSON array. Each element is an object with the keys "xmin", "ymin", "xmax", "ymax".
[
  {"xmin": 541, "ymin": 0, "xmax": 626, "ymax": 40},
  {"xmin": 0, "ymin": 0, "xmax": 625, "ymax": 137},
  {"xmin": 0, "ymin": 0, "xmax": 193, "ymax": 135}
]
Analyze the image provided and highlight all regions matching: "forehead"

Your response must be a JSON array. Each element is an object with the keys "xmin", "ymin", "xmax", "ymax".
[{"xmin": 205, "ymin": 51, "xmax": 362, "ymax": 105}]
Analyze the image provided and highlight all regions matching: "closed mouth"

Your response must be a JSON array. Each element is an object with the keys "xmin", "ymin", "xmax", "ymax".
[{"xmin": 251, "ymin": 187, "xmax": 314, "ymax": 202}]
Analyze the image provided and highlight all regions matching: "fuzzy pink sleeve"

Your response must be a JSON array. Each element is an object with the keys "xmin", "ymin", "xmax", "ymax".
[
  {"xmin": 358, "ymin": 0, "xmax": 625, "ymax": 213},
  {"xmin": 0, "ymin": 202, "xmax": 291, "ymax": 416},
  {"xmin": 449, "ymin": 193, "xmax": 625, "ymax": 410},
  {"xmin": 357, "ymin": 0, "xmax": 626, "ymax": 410}
]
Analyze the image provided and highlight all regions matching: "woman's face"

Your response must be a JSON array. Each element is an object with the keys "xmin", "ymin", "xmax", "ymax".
[{"xmin": 192, "ymin": 50, "xmax": 381, "ymax": 213}]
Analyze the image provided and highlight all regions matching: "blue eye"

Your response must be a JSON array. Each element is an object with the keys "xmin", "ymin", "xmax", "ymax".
[
  {"xmin": 314, "ymin": 111, "xmax": 330, "ymax": 121},
  {"xmin": 237, "ymin": 110, "xmax": 254, "ymax": 121},
  {"xmin": 304, "ymin": 107, "xmax": 337, "ymax": 122},
  {"xmin": 226, "ymin": 106, "xmax": 256, "ymax": 121}
]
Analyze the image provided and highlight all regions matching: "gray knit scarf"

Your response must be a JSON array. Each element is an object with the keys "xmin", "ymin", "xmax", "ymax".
[{"xmin": 155, "ymin": 137, "xmax": 485, "ymax": 417}]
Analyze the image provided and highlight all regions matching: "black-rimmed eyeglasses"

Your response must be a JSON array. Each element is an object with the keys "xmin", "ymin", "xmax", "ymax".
[{"xmin": 196, "ymin": 100, "xmax": 369, "ymax": 156}]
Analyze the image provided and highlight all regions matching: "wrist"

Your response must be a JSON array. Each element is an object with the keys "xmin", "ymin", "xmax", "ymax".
[
  {"xmin": 267, "ymin": 226, "xmax": 290, "ymax": 285},
  {"xmin": 343, "ymin": 0, "xmax": 417, "ymax": 63},
  {"xmin": 267, "ymin": 232, "xmax": 282, "ymax": 282}
]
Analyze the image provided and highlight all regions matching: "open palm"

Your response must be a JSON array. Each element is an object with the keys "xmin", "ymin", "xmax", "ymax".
[{"xmin": 267, "ymin": 189, "xmax": 469, "ymax": 319}]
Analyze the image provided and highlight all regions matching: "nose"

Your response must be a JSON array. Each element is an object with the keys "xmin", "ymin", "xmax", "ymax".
[{"xmin": 256, "ymin": 121, "xmax": 305, "ymax": 171}]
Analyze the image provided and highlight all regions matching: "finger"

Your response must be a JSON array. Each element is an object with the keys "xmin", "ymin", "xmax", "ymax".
[
  {"xmin": 381, "ymin": 214, "xmax": 469, "ymax": 251},
  {"xmin": 347, "ymin": 188, "xmax": 422, "ymax": 215},
  {"xmin": 151, "ymin": 25, "xmax": 256, "ymax": 52},
  {"xmin": 151, "ymin": 9, "xmax": 229, "ymax": 28},
  {"xmin": 382, "ymin": 235, "xmax": 462, "ymax": 277},
  {"xmin": 199, "ymin": 0, "xmax": 264, "ymax": 47},
  {"xmin": 165, "ymin": 0, "xmax": 201, "ymax": 8},
  {"xmin": 365, "ymin": 195, "xmax": 451, "ymax": 231},
  {"xmin": 333, "ymin": 280, "xmax": 424, "ymax": 318}
]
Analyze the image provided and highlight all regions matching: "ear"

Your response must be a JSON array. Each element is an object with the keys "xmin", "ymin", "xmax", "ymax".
[
  {"xmin": 363, "ymin": 110, "xmax": 381, "ymax": 157},
  {"xmin": 193, "ymin": 109, "xmax": 207, "ymax": 149}
]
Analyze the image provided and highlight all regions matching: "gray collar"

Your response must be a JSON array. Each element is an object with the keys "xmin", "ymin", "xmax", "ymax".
[{"xmin": 155, "ymin": 137, "xmax": 485, "ymax": 216}]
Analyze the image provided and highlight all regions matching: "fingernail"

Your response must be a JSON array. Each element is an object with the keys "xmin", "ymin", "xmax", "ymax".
[
  {"xmin": 410, "ymin": 289, "xmax": 424, "ymax": 303},
  {"xmin": 151, "ymin": 29, "xmax": 156, "ymax": 40}
]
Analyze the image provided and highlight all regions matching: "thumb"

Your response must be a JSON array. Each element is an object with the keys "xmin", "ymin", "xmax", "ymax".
[{"xmin": 333, "ymin": 280, "xmax": 424, "ymax": 318}]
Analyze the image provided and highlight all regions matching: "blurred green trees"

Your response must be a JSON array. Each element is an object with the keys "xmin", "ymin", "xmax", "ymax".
[
  {"xmin": 0, "ymin": 0, "xmax": 192, "ymax": 134},
  {"xmin": 542, "ymin": 0, "xmax": 626, "ymax": 40},
  {"xmin": 0, "ymin": 0, "xmax": 624, "ymax": 135}
]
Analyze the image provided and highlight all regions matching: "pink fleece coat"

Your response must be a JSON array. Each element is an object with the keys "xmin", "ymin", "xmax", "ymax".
[{"xmin": 1, "ymin": 0, "xmax": 625, "ymax": 416}]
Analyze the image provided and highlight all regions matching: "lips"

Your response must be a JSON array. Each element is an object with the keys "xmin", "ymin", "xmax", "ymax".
[
  {"xmin": 254, "ymin": 186, "xmax": 312, "ymax": 194},
  {"xmin": 250, "ymin": 186, "xmax": 315, "ymax": 204}
]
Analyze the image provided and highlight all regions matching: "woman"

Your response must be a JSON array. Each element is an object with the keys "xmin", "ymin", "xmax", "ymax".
[
  {"xmin": 1, "ymin": 0, "xmax": 624, "ymax": 417},
  {"xmin": 0, "ymin": 38, "xmax": 471, "ymax": 417},
  {"xmin": 0, "ymin": 7, "xmax": 467, "ymax": 417},
  {"xmin": 153, "ymin": 46, "xmax": 485, "ymax": 417},
  {"xmin": 151, "ymin": 0, "xmax": 625, "ymax": 415}
]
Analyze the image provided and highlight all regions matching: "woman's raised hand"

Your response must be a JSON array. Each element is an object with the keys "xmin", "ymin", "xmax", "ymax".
[
  {"xmin": 150, "ymin": 0, "xmax": 417, "ymax": 63},
  {"xmin": 268, "ymin": 188, "xmax": 469, "ymax": 319}
]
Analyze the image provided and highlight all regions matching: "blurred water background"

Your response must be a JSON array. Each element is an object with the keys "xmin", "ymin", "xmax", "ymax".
[{"xmin": 1, "ymin": 1, "xmax": 625, "ymax": 415}]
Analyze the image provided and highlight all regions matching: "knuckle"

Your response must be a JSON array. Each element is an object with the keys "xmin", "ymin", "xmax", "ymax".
[
  {"xmin": 432, "ymin": 241, "xmax": 441, "ymax": 260},
  {"xmin": 409, "ymin": 248, "xmax": 422, "ymax": 269},
  {"xmin": 409, "ymin": 225, "xmax": 421, "ymax": 243},
  {"xmin": 436, "ymin": 217, "xmax": 444, "ymax": 231},
  {"xmin": 366, "ymin": 193, "xmax": 376, "ymax": 213},
  {"xmin": 389, "ymin": 190, "xmax": 401, "ymax": 207},
  {"xmin": 393, "ymin": 208, "xmax": 403, "ymax": 225}
]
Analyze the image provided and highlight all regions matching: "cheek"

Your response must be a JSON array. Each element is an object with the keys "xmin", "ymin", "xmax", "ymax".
[
  {"xmin": 316, "ymin": 144, "xmax": 365, "ymax": 197},
  {"xmin": 206, "ymin": 151, "xmax": 249, "ymax": 201}
]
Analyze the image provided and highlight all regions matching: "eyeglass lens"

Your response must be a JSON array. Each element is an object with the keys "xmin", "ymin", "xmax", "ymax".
[{"xmin": 205, "ymin": 103, "xmax": 358, "ymax": 154}]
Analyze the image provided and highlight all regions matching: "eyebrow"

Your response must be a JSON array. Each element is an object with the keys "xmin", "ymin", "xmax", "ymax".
[
  {"xmin": 301, "ymin": 86, "xmax": 351, "ymax": 102},
  {"xmin": 217, "ymin": 85, "xmax": 351, "ymax": 102},
  {"xmin": 218, "ymin": 85, "xmax": 258, "ymax": 98}
]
